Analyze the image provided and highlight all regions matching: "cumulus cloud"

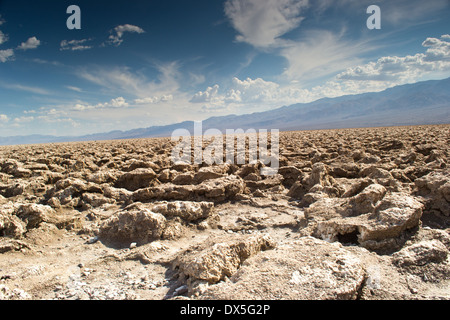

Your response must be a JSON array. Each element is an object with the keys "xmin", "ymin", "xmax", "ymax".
[
  {"xmin": 0, "ymin": 114, "xmax": 9, "ymax": 122},
  {"xmin": 107, "ymin": 24, "xmax": 145, "ymax": 46},
  {"xmin": 422, "ymin": 35, "xmax": 450, "ymax": 62},
  {"xmin": 336, "ymin": 34, "xmax": 450, "ymax": 84},
  {"xmin": 108, "ymin": 97, "xmax": 129, "ymax": 108},
  {"xmin": 13, "ymin": 116, "xmax": 34, "ymax": 123},
  {"xmin": 0, "ymin": 49, "xmax": 14, "ymax": 63},
  {"xmin": 226, "ymin": 77, "xmax": 281, "ymax": 103},
  {"xmin": 192, "ymin": 35, "xmax": 450, "ymax": 113},
  {"xmin": 17, "ymin": 37, "xmax": 40, "ymax": 50},
  {"xmin": 37, "ymin": 116, "xmax": 79, "ymax": 127},
  {"xmin": 134, "ymin": 97, "xmax": 159, "ymax": 104},
  {"xmin": 60, "ymin": 39, "xmax": 93, "ymax": 51},
  {"xmin": 72, "ymin": 97, "xmax": 130, "ymax": 111},
  {"xmin": 134, "ymin": 94, "xmax": 174, "ymax": 104},
  {"xmin": 190, "ymin": 85, "xmax": 220, "ymax": 103},
  {"xmin": 224, "ymin": 0, "xmax": 308, "ymax": 48},
  {"xmin": 192, "ymin": 77, "xmax": 313, "ymax": 112}
]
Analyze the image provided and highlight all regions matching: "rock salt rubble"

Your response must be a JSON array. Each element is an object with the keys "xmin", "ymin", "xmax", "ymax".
[{"xmin": 0, "ymin": 125, "xmax": 449, "ymax": 300}]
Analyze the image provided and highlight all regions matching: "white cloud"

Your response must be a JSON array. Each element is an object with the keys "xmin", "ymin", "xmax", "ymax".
[
  {"xmin": 109, "ymin": 97, "xmax": 129, "ymax": 108},
  {"xmin": 191, "ymin": 35, "xmax": 450, "ymax": 113},
  {"xmin": 226, "ymin": 77, "xmax": 281, "ymax": 103},
  {"xmin": 190, "ymin": 84, "xmax": 220, "ymax": 103},
  {"xmin": 188, "ymin": 73, "xmax": 206, "ymax": 86},
  {"xmin": 134, "ymin": 97, "xmax": 159, "ymax": 104},
  {"xmin": 72, "ymin": 104, "xmax": 88, "ymax": 111},
  {"xmin": 160, "ymin": 94, "xmax": 173, "ymax": 102},
  {"xmin": 224, "ymin": 0, "xmax": 308, "ymax": 48},
  {"xmin": 72, "ymin": 97, "xmax": 130, "ymax": 111},
  {"xmin": 0, "ymin": 16, "xmax": 6, "ymax": 47},
  {"xmin": 279, "ymin": 30, "xmax": 371, "ymax": 82},
  {"xmin": 114, "ymin": 24, "xmax": 145, "ymax": 38},
  {"xmin": 107, "ymin": 24, "xmax": 145, "ymax": 46},
  {"xmin": 48, "ymin": 109, "xmax": 61, "ymax": 115},
  {"xmin": 223, "ymin": 0, "xmax": 373, "ymax": 83},
  {"xmin": 0, "ymin": 83, "xmax": 51, "ymax": 95},
  {"xmin": 0, "ymin": 49, "xmax": 14, "ymax": 63},
  {"xmin": 336, "ymin": 34, "xmax": 450, "ymax": 84},
  {"xmin": 380, "ymin": 0, "xmax": 448, "ymax": 26},
  {"xmin": 77, "ymin": 62, "xmax": 180, "ymax": 99},
  {"xmin": 13, "ymin": 116, "xmax": 34, "ymax": 123},
  {"xmin": 134, "ymin": 94, "xmax": 174, "ymax": 104},
  {"xmin": 0, "ymin": 114, "xmax": 9, "ymax": 122},
  {"xmin": 65, "ymin": 86, "xmax": 83, "ymax": 92},
  {"xmin": 422, "ymin": 36, "xmax": 450, "ymax": 62},
  {"xmin": 190, "ymin": 78, "xmax": 306, "ymax": 110},
  {"xmin": 37, "ymin": 116, "xmax": 79, "ymax": 127},
  {"xmin": 32, "ymin": 58, "xmax": 64, "ymax": 66},
  {"xmin": 192, "ymin": 77, "xmax": 313, "ymax": 112},
  {"xmin": 0, "ymin": 30, "xmax": 8, "ymax": 45},
  {"xmin": 77, "ymin": 67, "xmax": 148, "ymax": 95},
  {"xmin": 60, "ymin": 39, "xmax": 93, "ymax": 51},
  {"xmin": 17, "ymin": 37, "xmax": 40, "ymax": 50}
]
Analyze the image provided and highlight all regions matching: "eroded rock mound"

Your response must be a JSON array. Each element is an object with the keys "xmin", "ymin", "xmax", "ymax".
[
  {"xmin": 151, "ymin": 201, "xmax": 214, "ymax": 222},
  {"xmin": 392, "ymin": 240, "xmax": 448, "ymax": 267},
  {"xmin": 132, "ymin": 175, "xmax": 245, "ymax": 202},
  {"xmin": 173, "ymin": 233, "xmax": 276, "ymax": 293},
  {"xmin": 198, "ymin": 236, "xmax": 366, "ymax": 300},
  {"xmin": 0, "ymin": 203, "xmax": 25, "ymax": 238},
  {"xmin": 98, "ymin": 201, "xmax": 216, "ymax": 247},
  {"xmin": 391, "ymin": 239, "xmax": 450, "ymax": 284},
  {"xmin": 0, "ymin": 202, "xmax": 76, "ymax": 239},
  {"xmin": 0, "ymin": 125, "xmax": 449, "ymax": 300},
  {"xmin": 115, "ymin": 168, "xmax": 158, "ymax": 191},
  {"xmin": 98, "ymin": 207, "xmax": 167, "ymax": 246},
  {"xmin": 414, "ymin": 170, "xmax": 450, "ymax": 216},
  {"xmin": 307, "ymin": 184, "xmax": 424, "ymax": 252}
]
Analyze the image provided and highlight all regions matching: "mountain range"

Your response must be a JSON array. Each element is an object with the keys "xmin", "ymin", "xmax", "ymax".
[{"xmin": 1, "ymin": 77, "xmax": 449, "ymax": 146}]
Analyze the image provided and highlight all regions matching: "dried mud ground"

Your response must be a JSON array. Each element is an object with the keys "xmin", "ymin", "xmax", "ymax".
[{"xmin": 0, "ymin": 125, "xmax": 449, "ymax": 300}]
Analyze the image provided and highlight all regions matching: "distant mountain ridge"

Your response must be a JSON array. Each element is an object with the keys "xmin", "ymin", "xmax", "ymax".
[{"xmin": 1, "ymin": 77, "xmax": 449, "ymax": 146}]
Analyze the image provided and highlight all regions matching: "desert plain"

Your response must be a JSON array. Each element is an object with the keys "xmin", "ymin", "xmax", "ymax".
[{"xmin": 0, "ymin": 124, "xmax": 449, "ymax": 300}]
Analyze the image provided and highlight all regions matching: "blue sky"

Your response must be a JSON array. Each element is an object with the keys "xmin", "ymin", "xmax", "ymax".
[{"xmin": 0, "ymin": 0, "xmax": 449, "ymax": 137}]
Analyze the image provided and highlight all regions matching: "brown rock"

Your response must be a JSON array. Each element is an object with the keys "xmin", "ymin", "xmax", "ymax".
[
  {"xmin": 392, "ymin": 240, "xmax": 448, "ymax": 267},
  {"xmin": 115, "ymin": 168, "xmax": 157, "ymax": 191},
  {"xmin": 99, "ymin": 208, "xmax": 167, "ymax": 247},
  {"xmin": 173, "ymin": 233, "xmax": 276, "ymax": 285},
  {"xmin": 313, "ymin": 193, "xmax": 423, "ymax": 251},
  {"xmin": 199, "ymin": 237, "xmax": 366, "ymax": 300},
  {"xmin": 150, "ymin": 201, "xmax": 214, "ymax": 222}
]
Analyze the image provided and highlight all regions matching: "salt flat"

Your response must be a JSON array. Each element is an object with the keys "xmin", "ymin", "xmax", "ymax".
[{"xmin": 0, "ymin": 124, "xmax": 449, "ymax": 300}]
